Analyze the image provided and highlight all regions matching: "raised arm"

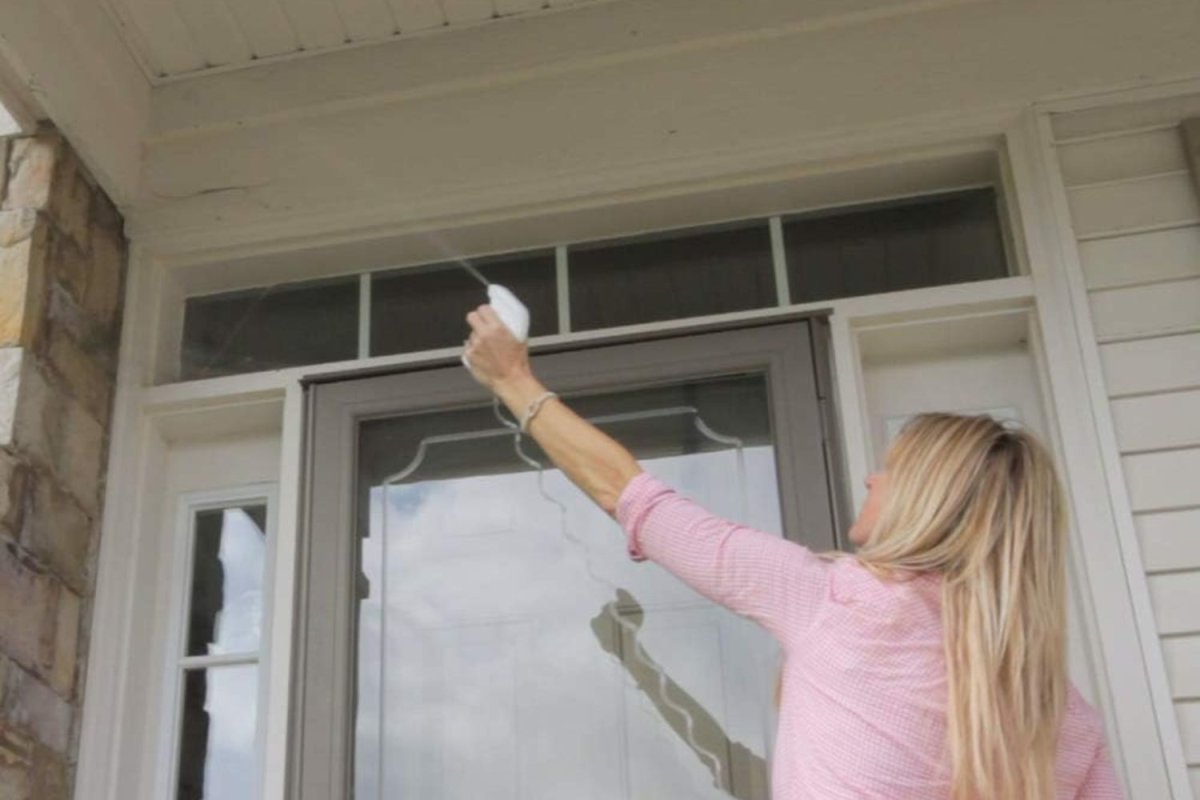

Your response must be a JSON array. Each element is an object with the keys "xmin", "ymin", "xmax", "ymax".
[
  {"xmin": 465, "ymin": 304, "xmax": 641, "ymax": 513},
  {"xmin": 465, "ymin": 305, "xmax": 829, "ymax": 646}
]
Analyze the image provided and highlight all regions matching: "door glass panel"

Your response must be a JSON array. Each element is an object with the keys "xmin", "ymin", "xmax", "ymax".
[{"xmin": 354, "ymin": 374, "xmax": 783, "ymax": 799}]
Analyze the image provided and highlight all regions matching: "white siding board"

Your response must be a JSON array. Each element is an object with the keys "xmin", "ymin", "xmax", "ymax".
[
  {"xmin": 174, "ymin": 0, "xmax": 254, "ymax": 67},
  {"xmin": 1149, "ymin": 573, "xmax": 1200, "ymax": 636},
  {"xmin": 1137, "ymin": 508, "xmax": 1200, "ymax": 574},
  {"xmin": 1112, "ymin": 390, "xmax": 1200, "ymax": 454},
  {"xmin": 1192, "ymin": 766, "xmax": 1200, "ymax": 798},
  {"xmin": 277, "ymin": 0, "xmax": 349, "ymax": 49},
  {"xmin": 1122, "ymin": 448, "xmax": 1200, "ymax": 513},
  {"xmin": 1051, "ymin": 94, "xmax": 1200, "ymax": 142},
  {"xmin": 1178, "ymin": 701, "xmax": 1200, "ymax": 763},
  {"xmin": 332, "ymin": 0, "xmax": 397, "ymax": 39},
  {"xmin": 1089, "ymin": 278, "xmax": 1200, "ymax": 342},
  {"xmin": 1068, "ymin": 173, "xmax": 1200, "ymax": 238},
  {"xmin": 225, "ymin": 0, "xmax": 301, "ymax": 57},
  {"xmin": 1057, "ymin": 127, "xmax": 1188, "ymax": 187},
  {"xmin": 1077, "ymin": 225, "xmax": 1200, "ymax": 289},
  {"xmin": 1163, "ymin": 637, "xmax": 1200, "ymax": 700},
  {"xmin": 1099, "ymin": 332, "xmax": 1200, "ymax": 397}
]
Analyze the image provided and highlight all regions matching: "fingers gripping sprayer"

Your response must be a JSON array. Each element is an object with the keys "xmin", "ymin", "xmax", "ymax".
[
  {"xmin": 457, "ymin": 261, "xmax": 730, "ymax": 791},
  {"xmin": 460, "ymin": 263, "xmax": 529, "ymax": 371}
]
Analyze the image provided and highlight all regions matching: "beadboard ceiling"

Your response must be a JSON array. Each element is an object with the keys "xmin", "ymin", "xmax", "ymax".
[{"xmin": 100, "ymin": 0, "xmax": 606, "ymax": 82}]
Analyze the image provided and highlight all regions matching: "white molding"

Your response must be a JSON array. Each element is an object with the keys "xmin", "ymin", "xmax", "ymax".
[
  {"xmin": 555, "ymin": 244, "xmax": 570, "ymax": 334},
  {"xmin": 769, "ymin": 216, "xmax": 791, "ymax": 306},
  {"xmin": 75, "ymin": 244, "xmax": 162, "ymax": 800},
  {"xmin": 260, "ymin": 381, "xmax": 304, "ymax": 800},
  {"xmin": 131, "ymin": 108, "xmax": 1017, "ymax": 254},
  {"xmin": 1006, "ymin": 110, "xmax": 1190, "ymax": 798}
]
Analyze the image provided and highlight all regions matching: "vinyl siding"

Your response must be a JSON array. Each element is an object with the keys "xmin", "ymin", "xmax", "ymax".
[{"xmin": 1055, "ymin": 118, "xmax": 1200, "ymax": 787}]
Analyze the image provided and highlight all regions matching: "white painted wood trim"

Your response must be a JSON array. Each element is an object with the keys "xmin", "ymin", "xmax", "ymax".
[
  {"xmin": 769, "ymin": 216, "xmax": 791, "ymax": 306},
  {"xmin": 828, "ymin": 312, "xmax": 870, "ymax": 513},
  {"xmin": 357, "ymin": 273, "xmax": 371, "ymax": 359},
  {"xmin": 74, "ymin": 244, "xmax": 161, "ymax": 800},
  {"xmin": 555, "ymin": 244, "xmax": 570, "ymax": 334},
  {"xmin": 1010, "ymin": 110, "xmax": 1192, "ymax": 798},
  {"xmin": 261, "ymin": 381, "xmax": 305, "ymax": 800}
]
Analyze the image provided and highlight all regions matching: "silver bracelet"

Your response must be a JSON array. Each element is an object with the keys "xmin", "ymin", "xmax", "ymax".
[{"xmin": 520, "ymin": 391, "xmax": 558, "ymax": 433}]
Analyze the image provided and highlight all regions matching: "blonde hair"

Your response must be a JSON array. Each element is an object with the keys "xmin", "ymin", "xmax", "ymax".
[{"xmin": 855, "ymin": 413, "xmax": 1068, "ymax": 800}]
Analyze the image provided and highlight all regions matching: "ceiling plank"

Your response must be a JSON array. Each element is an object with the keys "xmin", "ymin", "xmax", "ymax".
[
  {"xmin": 226, "ymin": 0, "xmax": 302, "ymax": 57},
  {"xmin": 174, "ymin": 0, "xmax": 253, "ymax": 68},
  {"xmin": 102, "ymin": 0, "xmax": 206, "ymax": 77},
  {"xmin": 442, "ymin": 0, "xmax": 497, "ymax": 26},
  {"xmin": 496, "ymin": 0, "xmax": 545, "ymax": 15},
  {"xmin": 333, "ymin": 0, "xmax": 398, "ymax": 40},
  {"xmin": 384, "ymin": 0, "xmax": 446, "ymax": 33},
  {"xmin": 278, "ymin": 0, "xmax": 350, "ymax": 50}
]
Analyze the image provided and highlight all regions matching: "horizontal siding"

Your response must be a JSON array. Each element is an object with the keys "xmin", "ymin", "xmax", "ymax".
[
  {"xmin": 1051, "ymin": 95, "xmax": 1200, "ymax": 141},
  {"xmin": 1055, "ymin": 118, "xmax": 1200, "ymax": 786},
  {"xmin": 1089, "ymin": 278, "xmax": 1200, "ymax": 341},
  {"xmin": 1068, "ymin": 172, "xmax": 1200, "ymax": 238},
  {"xmin": 1077, "ymin": 224, "xmax": 1200, "ymax": 289},
  {"xmin": 1111, "ymin": 389, "xmax": 1200, "ymax": 453},
  {"xmin": 1135, "ymin": 508, "xmax": 1200, "ymax": 574},
  {"xmin": 1163, "ymin": 636, "xmax": 1200, "ymax": 699},
  {"xmin": 1180, "ymin": 702, "xmax": 1200, "ymax": 763},
  {"xmin": 1123, "ymin": 448, "xmax": 1200, "ymax": 513},
  {"xmin": 1099, "ymin": 331, "xmax": 1200, "ymax": 397},
  {"xmin": 1057, "ymin": 127, "xmax": 1188, "ymax": 187},
  {"xmin": 1149, "ymin": 573, "xmax": 1200, "ymax": 636}
]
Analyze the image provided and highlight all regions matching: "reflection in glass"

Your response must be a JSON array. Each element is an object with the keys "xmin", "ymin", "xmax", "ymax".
[
  {"xmin": 188, "ymin": 506, "xmax": 267, "ymax": 656},
  {"xmin": 370, "ymin": 253, "xmax": 558, "ymax": 357},
  {"xmin": 783, "ymin": 188, "xmax": 1008, "ymax": 303},
  {"xmin": 181, "ymin": 276, "xmax": 359, "ymax": 379},
  {"xmin": 176, "ymin": 665, "xmax": 259, "ymax": 800},
  {"xmin": 354, "ymin": 376, "xmax": 782, "ymax": 799},
  {"xmin": 568, "ymin": 223, "xmax": 776, "ymax": 331}
]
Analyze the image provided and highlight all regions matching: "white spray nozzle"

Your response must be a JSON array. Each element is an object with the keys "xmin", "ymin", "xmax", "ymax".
[
  {"xmin": 463, "ymin": 282, "xmax": 529, "ymax": 373},
  {"xmin": 486, "ymin": 283, "xmax": 530, "ymax": 342}
]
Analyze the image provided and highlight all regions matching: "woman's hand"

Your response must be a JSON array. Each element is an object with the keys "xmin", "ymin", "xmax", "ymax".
[{"xmin": 464, "ymin": 304, "xmax": 532, "ymax": 392}]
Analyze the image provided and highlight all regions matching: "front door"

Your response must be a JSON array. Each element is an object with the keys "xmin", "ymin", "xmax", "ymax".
[{"xmin": 293, "ymin": 320, "xmax": 842, "ymax": 800}]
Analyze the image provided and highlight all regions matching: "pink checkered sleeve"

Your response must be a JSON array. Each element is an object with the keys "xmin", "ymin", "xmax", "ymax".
[
  {"xmin": 615, "ymin": 472, "xmax": 830, "ymax": 649},
  {"xmin": 1076, "ymin": 737, "xmax": 1123, "ymax": 799}
]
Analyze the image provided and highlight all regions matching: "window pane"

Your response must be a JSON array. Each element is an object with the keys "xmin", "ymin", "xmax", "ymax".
[
  {"xmin": 783, "ymin": 188, "xmax": 1008, "ymax": 303},
  {"xmin": 177, "ymin": 665, "xmax": 259, "ymax": 800},
  {"xmin": 568, "ymin": 222, "xmax": 776, "ymax": 331},
  {"xmin": 181, "ymin": 276, "xmax": 359, "ymax": 379},
  {"xmin": 188, "ymin": 505, "xmax": 267, "ymax": 657},
  {"xmin": 370, "ymin": 252, "xmax": 558, "ymax": 356}
]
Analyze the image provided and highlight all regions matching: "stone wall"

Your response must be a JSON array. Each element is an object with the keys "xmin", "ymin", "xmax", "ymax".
[{"xmin": 0, "ymin": 126, "xmax": 127, "ymax": 800}]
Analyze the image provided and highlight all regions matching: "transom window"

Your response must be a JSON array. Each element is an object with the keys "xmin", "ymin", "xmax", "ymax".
[{"xmin": 178, "ymin": 188, "xmax": 1007, "ymax": 380}]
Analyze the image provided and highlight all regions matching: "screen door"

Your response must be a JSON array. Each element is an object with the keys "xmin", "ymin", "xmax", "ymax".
[{"xmin": 293, "ymin": 320, "xmax": 842, "ymax": 800}]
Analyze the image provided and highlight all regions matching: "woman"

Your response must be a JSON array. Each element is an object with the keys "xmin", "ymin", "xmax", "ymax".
[{"xmin": 464, "ymin": 305, "xmax": 1123, "ymax": 799}]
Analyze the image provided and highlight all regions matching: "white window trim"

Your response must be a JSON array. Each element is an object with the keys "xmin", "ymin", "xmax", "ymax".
[{"xmin": 155, "ymin": 483, "xmax": 279, "ymax": 800}]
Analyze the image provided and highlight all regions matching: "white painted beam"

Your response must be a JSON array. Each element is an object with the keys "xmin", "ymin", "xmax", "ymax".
[{"xmin": 133, "ymin": 0, "xmax": 1200, "ymax": 249}]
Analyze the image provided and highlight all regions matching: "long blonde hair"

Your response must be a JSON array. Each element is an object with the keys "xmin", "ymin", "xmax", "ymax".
[{"xmin": 855, "ymin": 413, "xmax": 1068, "ymax": 799}]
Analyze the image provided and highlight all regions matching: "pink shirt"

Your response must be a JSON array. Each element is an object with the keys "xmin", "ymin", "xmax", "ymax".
[{"xmin": 617, "ymin": 472, "xmax": 1124, "ymax": 799}]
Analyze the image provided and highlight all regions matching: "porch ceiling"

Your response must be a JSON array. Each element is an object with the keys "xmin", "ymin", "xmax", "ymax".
[{"xmin": 99, "ymin": 0, "xmax": 608, "ymax": 82}]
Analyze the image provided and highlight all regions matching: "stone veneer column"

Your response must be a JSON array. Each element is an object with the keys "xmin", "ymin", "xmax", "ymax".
[{"xmin": 0, "ymin": 125, "xmax": 127, "ymax": 800}]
